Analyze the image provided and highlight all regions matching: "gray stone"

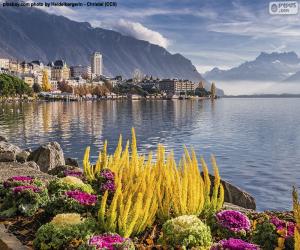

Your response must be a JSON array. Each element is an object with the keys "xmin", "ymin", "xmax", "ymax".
[
  {"xmin": 24, "ymin": 161, "xmax": 40, "ymax": 170},
  {"xmin": 16, "ymin": 150, "xmax": 30, "ymax": 163},
  {"xmin": 0, "ymin": 142, "xmax": 22, "ymax": 162},
  {"xmin": 65, "ymin": 157, "xmax": 79, "ymax": 167},
  {"xmin": 223, "ymin": 202, "xmax": 255, "ymax": 214},
  {"xmin": 28, "ymin": 142, "xmax": 65, "ymax": 173},
  {"xmin": 0, "ymin": 136, "xmax": 8, "ymax": 142},
  {"xmin": 0, "ymin": 162, "xmax": 54, "ymax": 182},
  {"xmin": 0, "ymin": 224, "xmax": 30, "ymax": 250},
  {"xmin": 208, "ymin": 174, "xmax": 256, "ymax": 210},
  {"xmin": 48, "ymin": 164, "xmax": 82, "ymax": 176}
]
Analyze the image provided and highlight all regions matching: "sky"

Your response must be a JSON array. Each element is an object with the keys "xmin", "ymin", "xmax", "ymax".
[{"xmin": 36, "ymin": 0, "xmax": 300, "ymax": 74}]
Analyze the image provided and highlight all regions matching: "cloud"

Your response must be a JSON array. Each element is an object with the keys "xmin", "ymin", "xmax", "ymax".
[{"xmin": 109, "ymin": 19, "xmax": 170, "ymax": 48}]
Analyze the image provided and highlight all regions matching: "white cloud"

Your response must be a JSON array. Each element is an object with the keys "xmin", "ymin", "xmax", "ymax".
[{"xmin": 108, "ymin": 19, "xmax": 170, "ymax": 48}]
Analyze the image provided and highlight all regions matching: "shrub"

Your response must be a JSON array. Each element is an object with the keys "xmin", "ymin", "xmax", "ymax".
[
  {"xmin": 45, "ymin": 190, "xmax": 98, "ymax": 215},
  {"xmin": 252, "ymin": 214, "xmax": 295, "ymax": 250},
  {"xmin": 252, "ymin": 220, "xmax": 277, "ymax": 250},
  {"xmin": 0, "ymin": 176, "xmax": 49, "ymax": 217},
  {"xmin": 159, "ymin": 215, "xmax": 212, "ymax": 248},
  {"xmin": 211, "ymin": 238, "xmax": 259, "ymax": 250},
  {"xmin": 84, "ymin": 233, "xmax": 135, "ymax": 250},
  {"xmin": 83, "ymin": 128, "xmax": 224, "ymax": 227},
  {"xmin": 293, "ymin": 187, "xmax": 300, "ymax": 250},
  {"xmin": 33, "ymin": 213, "xmax": 97, "ymax": 250},
  {"xmin": 48, "ymin": 176, "xmax": 94, "ymax": 195}
]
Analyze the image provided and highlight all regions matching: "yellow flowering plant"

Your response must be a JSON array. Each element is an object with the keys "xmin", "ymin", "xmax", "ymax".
[{"xmin": 83, "ymin": 128, "xmax": 224, "ymax": 237}]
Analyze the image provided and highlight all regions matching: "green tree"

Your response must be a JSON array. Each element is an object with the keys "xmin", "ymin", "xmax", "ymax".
[
  {"xmin": 0, "ymin": 74, "xmax": 32, "ymax": 97},
  {"xmin": 32, "ymin": 82, "xmax": 42, "ymax": 93}
]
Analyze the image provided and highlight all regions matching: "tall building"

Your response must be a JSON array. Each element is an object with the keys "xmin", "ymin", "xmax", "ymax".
[{"xmin": 91, "ymin": 52, "xmax": 103, "ymax": 77}]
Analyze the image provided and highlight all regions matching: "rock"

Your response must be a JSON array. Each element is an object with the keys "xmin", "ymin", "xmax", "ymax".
[
  {"xmin": 16, "ymin": 150, "xmax": 30, "ymax": 163},
  {"xmin": 48, "ymin": 165, "xmax": 82, "ymax": 176},
  {"xmin": 208, "ymin": 174, "xmax": 256, "ymax": 210},
  {"xmin": 0, "ymin": 142, "xmax": 22, "ymax": 162},
  {"xmin": 24, "ymin": 161, "xmax": 40, "ymax": 170},
  {"xmin": 0, "ymin": 136, "xmax": 7, "ymax": 142},
  {"xmin": 223, "ymin": 202, "xmax": 255, "ymax": 214},
  {"xmin": 65, "ymin": 157, "xmax": 79, "ymax": 167},
  {"xmin": 0, "ymin": 162, "xmax": 54, "ymax": 182},
  {"xmin": 28, "ymin": 142, "xmax": 65, "ymax": 173}
]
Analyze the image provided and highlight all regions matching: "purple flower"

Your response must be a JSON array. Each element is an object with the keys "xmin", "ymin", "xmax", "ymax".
[
  {"xmin": 3, "ymin": 176, "xmax": 34, "ymax": 188},
  {"xmin": 65, "ymin": 190, "xmax": 97, "ymax": 206},
  {"xmin": 211, "ymin": 238, "xmax": 260, "ymax": 250},
  {"xmin": 10, "ymin": 176, "xmax": 34, "ymax": 182},
  {"xmin": 100, "ymin": 180, "xmax": 116, "ymax": 193},
  {"xmin": 216, "ymin": 210, "xmax": 251, "ymax": 233},
  {"xmin": 13, "ymin": 185, "xmax": 40, "ymax": 193},
  {"xmin": 64, "ymin": 170, "xmax": 83, "ymax": 178},
  {"xmin": 89, "ymin": 234, "xmax": 127, "ymax": 250},
  {"xmin": 270, "ymin": 216, "xmax": 295, "ymax": 238},
  {"xmin": 100, "ymin": 169, "xmax": 115, "ymax": 181}
]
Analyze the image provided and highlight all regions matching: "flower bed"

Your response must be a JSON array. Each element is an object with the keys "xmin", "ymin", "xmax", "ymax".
[{"xmin": 0, "ymin": 130, "xmax": 299, "ymax": 250}]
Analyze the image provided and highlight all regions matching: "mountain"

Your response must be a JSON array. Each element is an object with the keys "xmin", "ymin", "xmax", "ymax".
[
  {"xmin": 0, "ymin": 7, "xmax": 224, "ymax": 94},
  {"xmin": 204, "ymin": 52, "xmax": 300, "ymax": 82}
]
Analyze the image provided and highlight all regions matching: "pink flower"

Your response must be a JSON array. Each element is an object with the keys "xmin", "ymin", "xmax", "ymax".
[
  {"xmin": 216, "ymin": 210, "xmax": 251, "ymax": 233},
  {"xmin": 211, "ymin": 238, "xmax": 259, "ymax": 250},
  {"xmin": 10, "ymin": 176, "xmax": 34, "ymax": 182},
  {"xmin": 64, "ymin": 170, "xmax": 83, "ymax": 178},
  {"xmin": 13, "ymin": 185, "xmax": 40, "ymax": 193},
  {"xmin": 89, "ymin": 234, "xmax": 127, "ymax": 250},
  {"xmin": 270, "ymin": 216, "xmax": 295, "ymax": 238},
  {"xmin": 65, "ymin": 190, "xmax": 97, "ymax": 206}
]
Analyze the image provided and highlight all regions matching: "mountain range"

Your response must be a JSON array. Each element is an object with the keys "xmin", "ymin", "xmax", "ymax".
[
  {"xmin": 0, "ymin": 7, "xmax": 225, "ymax": 93},
  {"xmin": 204, "ymin": 52, "xmax": 300, "ymax": 82}
]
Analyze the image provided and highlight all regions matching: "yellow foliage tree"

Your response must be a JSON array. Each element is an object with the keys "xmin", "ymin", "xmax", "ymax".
[
  {"xmin": 42, "ymin": 70, "xmax": 51, "ymax": 92},
  {"xmin": 83, "ymin": 128, "xmax": 224, "ymax": 237},
  {"xmin": 293, "ymin": 187, "xmax": 300, "ymax": 250}
]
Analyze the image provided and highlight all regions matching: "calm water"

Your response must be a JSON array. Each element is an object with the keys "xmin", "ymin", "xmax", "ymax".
[{"xmin": 0, "ymin": 98, "xmax": 300, "ymax": 211}]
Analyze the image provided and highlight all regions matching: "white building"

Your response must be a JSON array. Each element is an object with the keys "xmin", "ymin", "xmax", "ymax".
[
  {"xmin": 70, "ymin": 65, "xmax": 91, "ymax": 79},
  {"xmin": 91, "ymin": 52, "xmax": 103, "ymax": 77},
  {"xmin": 0, "ymin": 58, "xmax": 9, "ymax": 70}
]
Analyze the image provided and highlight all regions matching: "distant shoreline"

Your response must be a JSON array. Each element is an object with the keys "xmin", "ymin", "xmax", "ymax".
[{"xmin": 224, "ymin": 94, "xmax": 300, "ymax": 98}]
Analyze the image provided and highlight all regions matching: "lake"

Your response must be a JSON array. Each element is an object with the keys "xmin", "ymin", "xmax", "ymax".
[{"xmin": 0, "ymin": 98, "xmax": 299, "ymax": 211}]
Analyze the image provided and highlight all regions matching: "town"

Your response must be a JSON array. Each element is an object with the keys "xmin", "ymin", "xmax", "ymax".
[{"xmin": 0, "ymin": 52, "xmax": 217, "ymax": 101}]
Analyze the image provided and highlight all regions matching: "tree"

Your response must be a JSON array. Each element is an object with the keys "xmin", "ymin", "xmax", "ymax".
[
  {"xmin": 58, "ymin": 81, "xmax": 73, "ymax": 93},
  {"xmin": 210, "ymin": 82, "xmax": 216, "ymax": 99},
  {"xmin": 32, "ymin": 82, "xmax": 42, "ymax": 93},
  {"xmin": 0, "ymin": 74, "xmax": 32, "ymax": 97},
  {"xmin": 42, "ymin": 70, "xmax": 51, "ymax": 92}
]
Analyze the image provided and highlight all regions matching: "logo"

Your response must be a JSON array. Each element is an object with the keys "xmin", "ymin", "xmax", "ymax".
[{"xmin": 269, "ymin": 1, "xmax": 298, "ymax": 15}]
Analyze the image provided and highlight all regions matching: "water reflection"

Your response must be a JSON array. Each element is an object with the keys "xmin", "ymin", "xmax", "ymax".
[{"xmin": 1, "ymin": 99, "xmax": 300, "ymax": 211}]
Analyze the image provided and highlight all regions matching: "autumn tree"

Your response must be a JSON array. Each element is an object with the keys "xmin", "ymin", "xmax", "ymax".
[
  {"xmin": 210, "ymin": 82, "xmax": 216, "ymax": 99},
  {"xmin": 58, "ymin": 81, "xmax": 73, "ymax": 93},
  {"xmin": 42, "ymin": 70, "xmax": 51, "ymax": 92}
]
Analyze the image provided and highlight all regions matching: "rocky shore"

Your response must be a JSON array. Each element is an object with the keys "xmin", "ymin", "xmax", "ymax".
[{"xmin": 0, "ymin": 136, "xmax": 256, "ymax": 210}]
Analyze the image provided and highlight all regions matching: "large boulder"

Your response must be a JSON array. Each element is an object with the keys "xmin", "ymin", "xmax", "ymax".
[
  {"xmin": 65, "ymin": 157, "xmax": 79, "ymax": 168},
  {"xmin": 16, "ymin": 150, "xmax": 30, "ymax": 163},
  {"xmin": 0, "ymin": 162, "xmax": 54, "ymax": 182},
  {"xmin": 0, "ymin": 141, "xmax": 22, "ymax": 162},
  {"xmin": 28, "ymin": 142, "xmax": 65, "ymax": 173},
  {"xmin": 208, "ymin": 174, "xmax": 256, "ymax": 210}
]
